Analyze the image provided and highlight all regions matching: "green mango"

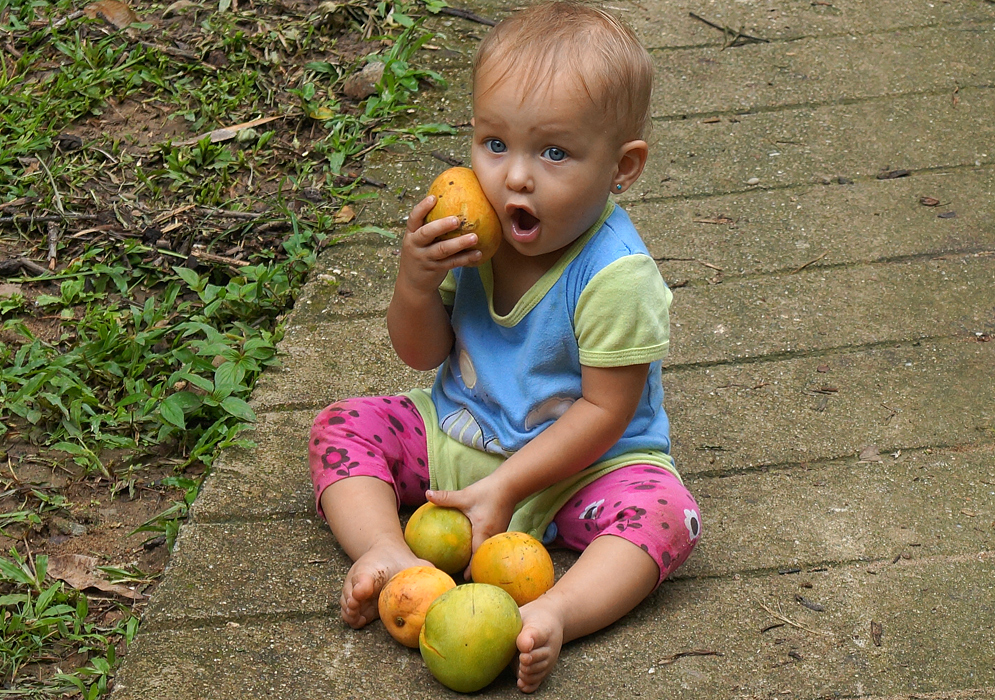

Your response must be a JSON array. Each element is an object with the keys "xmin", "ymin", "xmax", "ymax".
[{"xmin": 418, "ymin": 583, "xmax": 523, "ymax": 693}]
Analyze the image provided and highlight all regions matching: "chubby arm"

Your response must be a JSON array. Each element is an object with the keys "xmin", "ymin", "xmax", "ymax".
[
  {"xmin": 387, "ymin": 195, "xmax": 483, "ymax": 370},
  {"xmin": 428, "ymin": 362, "xmax": 649, "ymax": 552}
]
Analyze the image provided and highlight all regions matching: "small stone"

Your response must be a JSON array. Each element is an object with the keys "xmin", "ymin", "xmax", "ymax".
[
  {"xmin": 746, "ymin": 177, "xmax": 760, "ymax": 186},
  {"xmin": 344, "ymin": 61, "xmax": 386, "ymax": 100}
]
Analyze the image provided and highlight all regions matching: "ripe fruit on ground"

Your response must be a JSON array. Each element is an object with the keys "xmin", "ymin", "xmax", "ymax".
[
  {"xmin": 419, "ymin": 583, "xmax": 522, "ymax": 693},
  {"xmin": 470, "ymin": 531, "xmax": 555, "ymax": 605},
  {"xmin": 403, "ymin": 502, "xmax": 473, "ymax": 575},
  {"xmin": 425, "ymin": 166, "xmax": 502, "ymax": 265},
  {"xmin": 378, "ymin": 566, "xmax": 456, "ymax": 648}
]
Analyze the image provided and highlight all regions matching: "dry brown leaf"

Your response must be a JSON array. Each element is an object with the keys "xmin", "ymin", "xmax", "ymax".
[
  {"xmin": 83, "ymin": 0, "xmax": 138, "ymax": 29},
  {"xmin": 870, "ymin": 620, "xmax": 883, "ymax": 646},
  {"xmin": 858, "ymin": 445, "xmax": 882, "ymax": 463},
  {"xmin": 334, "ymin": 205, "xmax": 356, "ymax": 224},
  {"xmin": 47, "ymin": 554, "xmax": 145, "ymax": 600},
  {"xmin": 919, "ymin": 196, "xmax": 941, "ymax": 207},
  {"xmin": 174, "ymin": 115, "xmax": 281, "ymax": 147},
  {"xmin": 162, "ymin": 0, "xmax": 196, "ymax": 17}
]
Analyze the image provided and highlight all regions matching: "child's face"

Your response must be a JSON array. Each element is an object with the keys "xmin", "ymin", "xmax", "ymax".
[{"xmin": 470, "ymin": 64, "xmax": 624, "ymax": 260}]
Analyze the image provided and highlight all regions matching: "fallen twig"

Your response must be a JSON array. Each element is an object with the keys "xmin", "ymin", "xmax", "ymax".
[
  {"xmin": 137, "ymin": 40, "xmax": 203, "ymax": 62},
  {"xmin": 47, "ymin": 221, "xmax": 61, "ymax": 270},
  {"xmin": 689, "ymin": 12, "xmax": 769, "ymax": 48},
  {"xmin": 692, "ymin": 215, "xmax": 736, "ymax": 225},
  {"xmin": 658, "ymin": 649, "xmax": 723, "ymax": 666},
  {"xmin": 432, "ymin": 151, "xmax": 465, "ymax": 167},
  {"xmin": 51, "ymin": 9, "xmax": 85, "ymax": 28},
  {"xmin": 0, "ymin": 257, "xmax": 51, "ymax": 277},
  {"xmin": 190, "ymin": 247, "xmax": 249, "ymax": 267},
  {"xmin": 332, "ymin": 173, "xmax": 385, "ymax": 188},
  {"xmin": 0, "ymin": 214, "xmax": 98, "ymax": 225},
  {"xmin": 4, "ymin": 41, "xmax": 23, "ymax": 60},
  {"xmin": 0, "ymin": 197, "xmax": 32, "ymax": 212},
  {"xmin": 196, "ymin": 207, "xmax": 262, "ymax": 220},
  {"xmin": 791, "ymin": 251, "xmax": 828, "ymax": 274},
  {"xmin": 152, "ymin": 204, "xmax": 197, "ymax": 224},
  {"xmin": 653, "ymin": 255, "xmax": 723, "ymax": 272},
  {"xmin": 438, "ymin": 6, "xmax": 496, "ymax": 26},
  {"xmin": 757, "ymin": 600, "xmax": 832, "ymax": 636}
]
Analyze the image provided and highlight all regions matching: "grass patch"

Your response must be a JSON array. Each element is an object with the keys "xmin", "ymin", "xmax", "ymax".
[{"xmin": 0, "ymin": 0, "xmax": 457, "ymax": 694}]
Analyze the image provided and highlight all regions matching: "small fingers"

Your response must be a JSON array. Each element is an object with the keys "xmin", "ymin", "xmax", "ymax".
[
  {"xmin": 406, "ymin": 195, "xmax": 438, "ymax": 234},
  {"xmin": 433, "ymin": 236, "xmax": 482, "ymax": 268}
]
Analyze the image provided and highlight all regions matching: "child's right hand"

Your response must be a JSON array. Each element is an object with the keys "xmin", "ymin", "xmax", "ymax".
[{"xmin": 396, "ymin": 195, "xmax": 484, "ymax": 295}]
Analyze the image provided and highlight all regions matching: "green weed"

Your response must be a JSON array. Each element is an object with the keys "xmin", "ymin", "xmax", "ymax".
[
  {"xmin": 0, "ymin": 0, "xmax": 455, "ymax": 694},
  {"xmin": 0, "ymin": 549, "xmax": 138, "ymax": 698}
]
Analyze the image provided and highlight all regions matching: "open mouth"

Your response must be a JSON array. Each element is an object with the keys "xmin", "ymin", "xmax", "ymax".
[{"xmin": 511, "ymin": 208, "xmax": 540, "ymax": 241}]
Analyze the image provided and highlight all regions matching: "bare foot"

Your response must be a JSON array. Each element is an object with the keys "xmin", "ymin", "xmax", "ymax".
[
  {"xmin": 340, "ymin": 543, "xmax": 428, "ymax": 628},
  {"xmin": 515, "ymin": 600, "xmax": 565, "ymax": 693}
]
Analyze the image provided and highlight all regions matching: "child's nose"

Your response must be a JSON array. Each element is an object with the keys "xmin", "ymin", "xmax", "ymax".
[{"xmin": 505, "ymin": 157, "xmax": 533, "ymax": 192}]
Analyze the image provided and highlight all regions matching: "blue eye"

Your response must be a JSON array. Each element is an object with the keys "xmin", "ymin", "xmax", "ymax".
[
  {"xmin": 543, "ymin": 147, "xmax": 567, "ymax": 162},
  {"xmin": 485, "ymin": 139, "xmax": 507, "ymax": 154}
]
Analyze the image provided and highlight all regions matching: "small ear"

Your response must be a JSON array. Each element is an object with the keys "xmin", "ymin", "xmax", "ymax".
[{"xmin": 612, "ymin": 140, "xmax": 649, "ymax": 194}]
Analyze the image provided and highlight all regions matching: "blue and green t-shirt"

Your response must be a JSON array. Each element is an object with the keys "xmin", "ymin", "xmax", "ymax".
[{"xmin": 405, "ymin": 202, "xmax": 678, "ymax": 539}]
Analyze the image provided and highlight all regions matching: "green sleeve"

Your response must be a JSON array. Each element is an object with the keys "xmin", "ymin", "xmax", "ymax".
[
  {"xmin": 574, "ymin": 254, "xmax": 672, "ymax": 367},
  {"xmin": 439, "ymin": 270, "xmax": 456, "ymax": 307}
]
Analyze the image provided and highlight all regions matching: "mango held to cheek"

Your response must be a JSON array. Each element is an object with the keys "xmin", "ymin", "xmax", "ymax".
[{"xmin": 425, "ymin": 167, "xmax": 502, "ymax": 265}]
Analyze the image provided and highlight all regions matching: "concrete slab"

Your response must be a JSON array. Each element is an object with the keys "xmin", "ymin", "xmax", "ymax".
[
  {"xmin": 635, "ymin": 87, "xmax": 995, "ymax": 199},
  {"xmin": 191, "ymin": 410, "xmax": 315, "ymax": 522},
  {"xmin": 141, "ymin": 516, "xmax": 341, "ymax": 630},
  {"xmin": 292, "ymin": 234, "xmax": 399, "ymax": 321},
  {"xmin": 681, "ymin": 444, "xmax": 995, "ymax": 579},
  {"xmin": 666, "ymin": 337, "xmax": 995, "ymax": 475},
  {"xmin": 576, "ymin": 0, "xmax": 995, "ymax": 48},
  {"xmin": 249, "ymin": 318, "xmax": 434, "ymax": 412},
  {"xmin": 650, "ymin": 23, "xmax": 995, "ymax": 117},
  {"xmin": 633, "ymin": 167, "xmax": 995, "ymax": 283},
  {"xmin": 112, "ymin": 553, "xmax": 995, "ymax": 700},
  {"xmin": 466, "ymin": 0, "xmax": 995, "ymax": 48},
  {"xmin": 667, "ymin": 252, "xmax": 995, "ymax": 365}
]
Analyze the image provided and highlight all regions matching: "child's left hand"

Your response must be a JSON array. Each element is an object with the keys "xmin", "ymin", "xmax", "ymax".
[{"xmin": 425, "ymin": 478, "xmax": 517, "ymax": 568}]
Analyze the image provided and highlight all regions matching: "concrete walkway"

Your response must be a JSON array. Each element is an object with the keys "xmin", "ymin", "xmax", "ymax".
[{"xmin": 112, "ymin": 1, "xmax": 995, "ymax": 698}]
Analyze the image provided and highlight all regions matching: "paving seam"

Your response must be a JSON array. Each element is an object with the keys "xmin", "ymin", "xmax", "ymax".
[
  {"xmin": 663, "ymin": 333, "xmax": 991, "ymax": 372},
  {"xmin": 656, "ymin": 248, "xmax": 995, "ymax": 288},
  {"xmin": 650, "ymin": 83, "xmax": 995, "ymax": 122},
  {"xmin": 834, "ymin": 690, "xmax": 995, "ymax": 700},
  {"xmin": 630, "ymin": 162, "xmax": 995, "ymax": 204},
  {"xmin": 645, "ymin": 19, "xmax": 995, "ymax": 51},
  {"xmin": 670, "ymin": 550, "xmax": 995, "ymax": 583},
  {"xmin": 683, "ymin": 439, "xmax": 995, "ymax": 481}
]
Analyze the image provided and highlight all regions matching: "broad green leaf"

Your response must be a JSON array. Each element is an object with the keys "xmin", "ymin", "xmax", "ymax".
[{"xmin": 220, "ymin": 396, "xmax": 256, "ymax": 422}]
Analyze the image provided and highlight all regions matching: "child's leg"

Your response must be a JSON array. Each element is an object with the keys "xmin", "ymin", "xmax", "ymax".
[
  {"xmin": 309, "ymin": 396, "xmax": 432, "ymax": 628},
  {"xmin": 516, "ymin": 534, "xmax": 658, "ymax": 692},
  {"xmin": 515, "ymin": 465, "xmax": 701, "ymax": 693}
]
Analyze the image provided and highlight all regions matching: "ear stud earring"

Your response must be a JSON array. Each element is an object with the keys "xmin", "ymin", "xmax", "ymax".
[{"xmin": 615, "ymin": 183, "xmax": 623, "ymax": 191}]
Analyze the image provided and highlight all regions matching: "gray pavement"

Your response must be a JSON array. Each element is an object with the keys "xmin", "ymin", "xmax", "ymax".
[{"xmin": 111, "ymin": 1, "xmax": 995, "ymax": 698}]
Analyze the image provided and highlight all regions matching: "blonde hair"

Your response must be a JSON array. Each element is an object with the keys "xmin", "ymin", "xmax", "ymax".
[{"xmin": 472, "ymin": 2, "xmax": 653, "ymax": 141}]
